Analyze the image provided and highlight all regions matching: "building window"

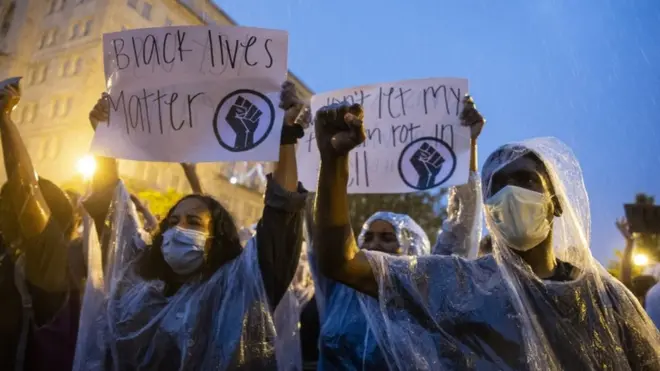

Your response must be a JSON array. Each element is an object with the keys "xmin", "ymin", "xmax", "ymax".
[
  {"xmin": 141, "ymin": 2, "xmax": 152, "ymax": 20},
  {"xmin": 164, "ymin": 17, "xmax": 172, "ymax": 27},
  {"xmin": 127, "ymin": 0, "xmax": 137, "ymax": 9},
  {"xmin": 70, "ymin": 23, "xmax": 80, "ymax": 39},
  {"xmin": 50, "ymin": 97, "xmax": 71, "ymax": 118},
  {"xmin": 83, "ymin": 19, "xmax": 93, "ymax": 36},
  {"xmin": 40, "ymin": 28, "xmax": 58, "ymax": 48},
  {"xmin": 73, "ymin": 57, "xmax": 83, "ymax": 74},
  {"xmin": 38, "ymin": 64, "xmax": 48, "ymax": 83},
  {"xmin": 47, "ymin": 137, "xmax": 60, "ymax": 159},
  {"xmin": 0, "ymin": 1, "xmax": 15, "ymax": 39},
  {"xmin": 48, "ymin": 0, "xmax": 66, "ymax": 14},
  {"xmin": 60, "ymin": 59, "xmax": 70, "ymax": 76}
]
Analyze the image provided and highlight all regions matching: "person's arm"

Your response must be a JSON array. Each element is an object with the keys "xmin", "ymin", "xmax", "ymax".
[
  {"xmin": 433, "ymin": 95, "xmax": 485, "ymax": 258},
  {"xmin": 130, "ymin": 194, "xmax": 157, "ymax": 232},
  {"xmin": 312, "ymin": 103, "xmax": 378, "ymax": 297},
  {"xmin": 256, "ymin": 81, "xmax": 309, "ymax": 309},
  {"xmin": 180, "ymin": 163, "xmax": 202, "ymax": 194},
  {"xmin": 0, "ymin": 81, "xmax": 50, "ymax": 239},
  {"xmin": 82, "ymin": 94, "xmax": 119, "ymax": 237}
]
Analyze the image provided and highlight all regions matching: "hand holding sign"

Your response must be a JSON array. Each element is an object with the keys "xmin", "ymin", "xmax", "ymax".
[
  {"xmin": 460, "ymin": 94, "xmax": 485, "ymax": 141},
  {"xmin": 226, "ymin": 96, "xmax": 263, "ymax": 150},
  {"xmin": 89, "ymin": 93, "xmax": 110, "ymax": 131},
  {"xmin": 314, "ymin": 102, "xmax": 365, "ymax": 159},
  {"xmin": 410, "ymin": 142, "xmax": 445, "ymax": 189}
]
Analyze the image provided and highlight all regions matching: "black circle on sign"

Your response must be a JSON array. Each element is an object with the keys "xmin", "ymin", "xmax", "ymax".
[
  {"xmin": 397, "ymin": 136, "xmax": 457, "ymax": 191},
  {"xmin": 213, "ymin": 89, "xmax": 276, "ymax": 152}
]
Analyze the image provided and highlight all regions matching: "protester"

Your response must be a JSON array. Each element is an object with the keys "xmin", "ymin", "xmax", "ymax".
[
  {"xmin": 432, "ymin": 109, "xmax": 484, "ymax": 258},
  {"xmin": 73, "ymin": 81, "xmax": 310, "ymax": 370},
  {"xmin": 311, "ymin": 99, "xmax": 660, "ymax": 370},
  {"xmin": 0, "ymin": 81, "xmax": 82, "ymax": 371},
  {"xmin": 311, "ymin": 210, "xmax": 430, "ymax": 370}
]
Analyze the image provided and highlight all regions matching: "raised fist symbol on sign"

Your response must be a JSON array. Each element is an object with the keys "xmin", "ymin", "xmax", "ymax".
[
  {"xmin": 410, "ymin": 142, "xmax": 445, "ymax": 189},
  {"xmin": 225, "ymin": 96, "xmax": 263, "ymax": 150}
]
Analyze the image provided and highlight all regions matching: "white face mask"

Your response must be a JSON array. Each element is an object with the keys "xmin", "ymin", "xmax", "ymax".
[
  {"xmin": 161, "ymin": 226, "xmax": 208, "ymax": 275},
  {"xmin": 485, "ymin": 185, "xmax": 551, "ymax": 251}
]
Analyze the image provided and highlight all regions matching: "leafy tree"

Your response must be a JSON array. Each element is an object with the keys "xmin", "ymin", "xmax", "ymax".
[
  {"xmin": 348, "ymin": 190, "xmax": 448, "ymax": 240},
  {"xmin": 60, "ymin": 175, "xmax": 183, "ymax": 221}
]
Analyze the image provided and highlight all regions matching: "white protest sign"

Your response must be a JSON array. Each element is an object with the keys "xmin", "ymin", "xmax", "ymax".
[
  {"xmin": 297, "ymin": 78, "xmax": 470, "ymax": 194},
  {"xmin": 91, "ymin": 25, "xmax": 288, "ymax": 162}
]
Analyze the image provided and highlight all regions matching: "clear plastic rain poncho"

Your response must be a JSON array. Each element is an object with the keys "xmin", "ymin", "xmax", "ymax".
[
  {"xmin": 312, "ymin": 211, "xmax": 430, "ymax": 370},
  {"xmin": 357, "ymin": 137, "xmax": 660, "ymax": 370},
  {"xmin": 432, "ymin": 171, "xmax": 483, "ymax": 258},
  {"xmin": 235, "ymin": 219, "xmax": 315, "ymax": 371},
  {"xmin": 73, "ymin": 182, "xmax": 278, "ymax": 370}
]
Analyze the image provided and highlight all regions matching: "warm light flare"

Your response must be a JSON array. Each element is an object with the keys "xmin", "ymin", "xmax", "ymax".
[
  {"xmin": 76, "ymin": 155, "xmax": 97, "ymax": 180},
  {"xmin": 633, "ymin": 253, "xmax": 649, "ymax": 266}
]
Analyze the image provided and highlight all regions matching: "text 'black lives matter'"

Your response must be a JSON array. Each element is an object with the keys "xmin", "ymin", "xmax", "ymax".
[{"xmin": 213, "ymin": 89, "xmax": 275, "ymax": 152}]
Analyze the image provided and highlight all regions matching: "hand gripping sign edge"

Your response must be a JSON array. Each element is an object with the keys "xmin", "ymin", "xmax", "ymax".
[
  {"xmin": 397, "ymin": 136, "xmax": 457, "ymax": 191},
  {"xmin": 213, "ymin": 89, "xmax": 276, "ymax": 153}
]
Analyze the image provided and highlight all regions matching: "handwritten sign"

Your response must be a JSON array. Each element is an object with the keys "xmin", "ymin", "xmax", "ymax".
[
  {"xmin": 91, "ymin": 25, "xmax": 288, "ymax": 162},
  {"xmin": 297, "ymin": 78, "xmax": 470, "ymax": 194}
]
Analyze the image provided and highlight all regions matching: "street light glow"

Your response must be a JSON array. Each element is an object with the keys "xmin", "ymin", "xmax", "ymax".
[
  {"xmin": 633, "ymin": 253, "xmax": 649, "ymax": 266},
  {"xmin": 76, "ymin": 155, "xmax": 97, "ymax": 180}
]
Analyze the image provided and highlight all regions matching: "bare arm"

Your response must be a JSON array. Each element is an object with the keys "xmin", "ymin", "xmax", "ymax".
[
  {"xmin": 312, "ymin": 103, "xmax": 377, "ymax": 297},
  {"xmin": 0, "ymin": 82, "xmax": 50, "ymax": 239},
  {"xmin": 180, "ymin": 163, "xmax": 203, "ymax": 194},
  {"xmin": 82, "ymin": 95, "xmax": 119, "ymax": 237}
]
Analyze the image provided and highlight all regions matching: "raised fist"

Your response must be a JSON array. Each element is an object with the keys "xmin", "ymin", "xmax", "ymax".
[
  {"xmin": 460, "ymin": 95, "xmax": 485, "ymax": 141},
  {"xmin": 0, "ymin": 83, "xmax": 21, "ymax": 115},
  {"xmin": 280, "ymin": 81, "xmax": 311, "ymax": 128},
  {"xmin": 226, "ymin": 96, "xmax": 263, "ymax": 150},
  {"xmin": 410, "ymin": 142, "xmax": 445, "ymax": 189},
  {"xmin": 314, "ymin": 102, "xmax": 365, "ymax": 159},
  {"xmin": 89, "ymin": 93, "xmax": 109, "ymax": 131}
]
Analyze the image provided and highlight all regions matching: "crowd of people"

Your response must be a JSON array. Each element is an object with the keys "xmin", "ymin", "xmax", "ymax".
[{"xmin": 0, "ymin": 73, "xmax": 659, "ymax": 371}]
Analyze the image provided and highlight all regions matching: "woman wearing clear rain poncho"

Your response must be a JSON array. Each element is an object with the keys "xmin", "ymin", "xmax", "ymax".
[
  {"xmin": 311, "ymin": 98, "xmax": 660, "ymax": 370},
  {"xmin": 73, "ymin": 81, "xmax": 311, "ymax": 371},
  {"xmin": 309, "ymin": 100, "xmax": 483, "ymax": 370},
  {"xmin": 311, "ymin": 210, "xmax": 430, "ymax": 370}
]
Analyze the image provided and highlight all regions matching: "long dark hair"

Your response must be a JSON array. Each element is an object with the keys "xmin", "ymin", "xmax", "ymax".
[{"xmin": 137, "ymin": 194, "xmax": 243, "ymax": 283}]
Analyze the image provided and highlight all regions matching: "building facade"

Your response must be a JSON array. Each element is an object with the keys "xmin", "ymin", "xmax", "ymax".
[{"xmin": 0, "ymin": 0, "xmax": 313, "ymax": 227}]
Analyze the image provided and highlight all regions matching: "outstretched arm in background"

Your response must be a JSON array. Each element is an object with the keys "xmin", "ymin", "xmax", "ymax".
[{"xmin": 312, "ymin": 102, "xmax": 378, "ymax": 298}]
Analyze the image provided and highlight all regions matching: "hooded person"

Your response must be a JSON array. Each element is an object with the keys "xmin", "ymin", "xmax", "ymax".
[
  {"xmin": 0, "ymin": 79, "xmax": 83, "ymax": 371},
  {"xmin": 310, "ymin": 211, "xmax": 430, "ymax": 370},
  {"xmin": 73, "ymin": 81, "xmax": 311, "ymax": 371},
  {"xmin": 311, "ymin": 98, "xmax": 660, "ymax": 370}
]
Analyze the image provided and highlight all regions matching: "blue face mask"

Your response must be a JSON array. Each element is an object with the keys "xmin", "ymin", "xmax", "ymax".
[{"xmin": 161, "ymin": 226, "xmax": 208, "ymax": 275}]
